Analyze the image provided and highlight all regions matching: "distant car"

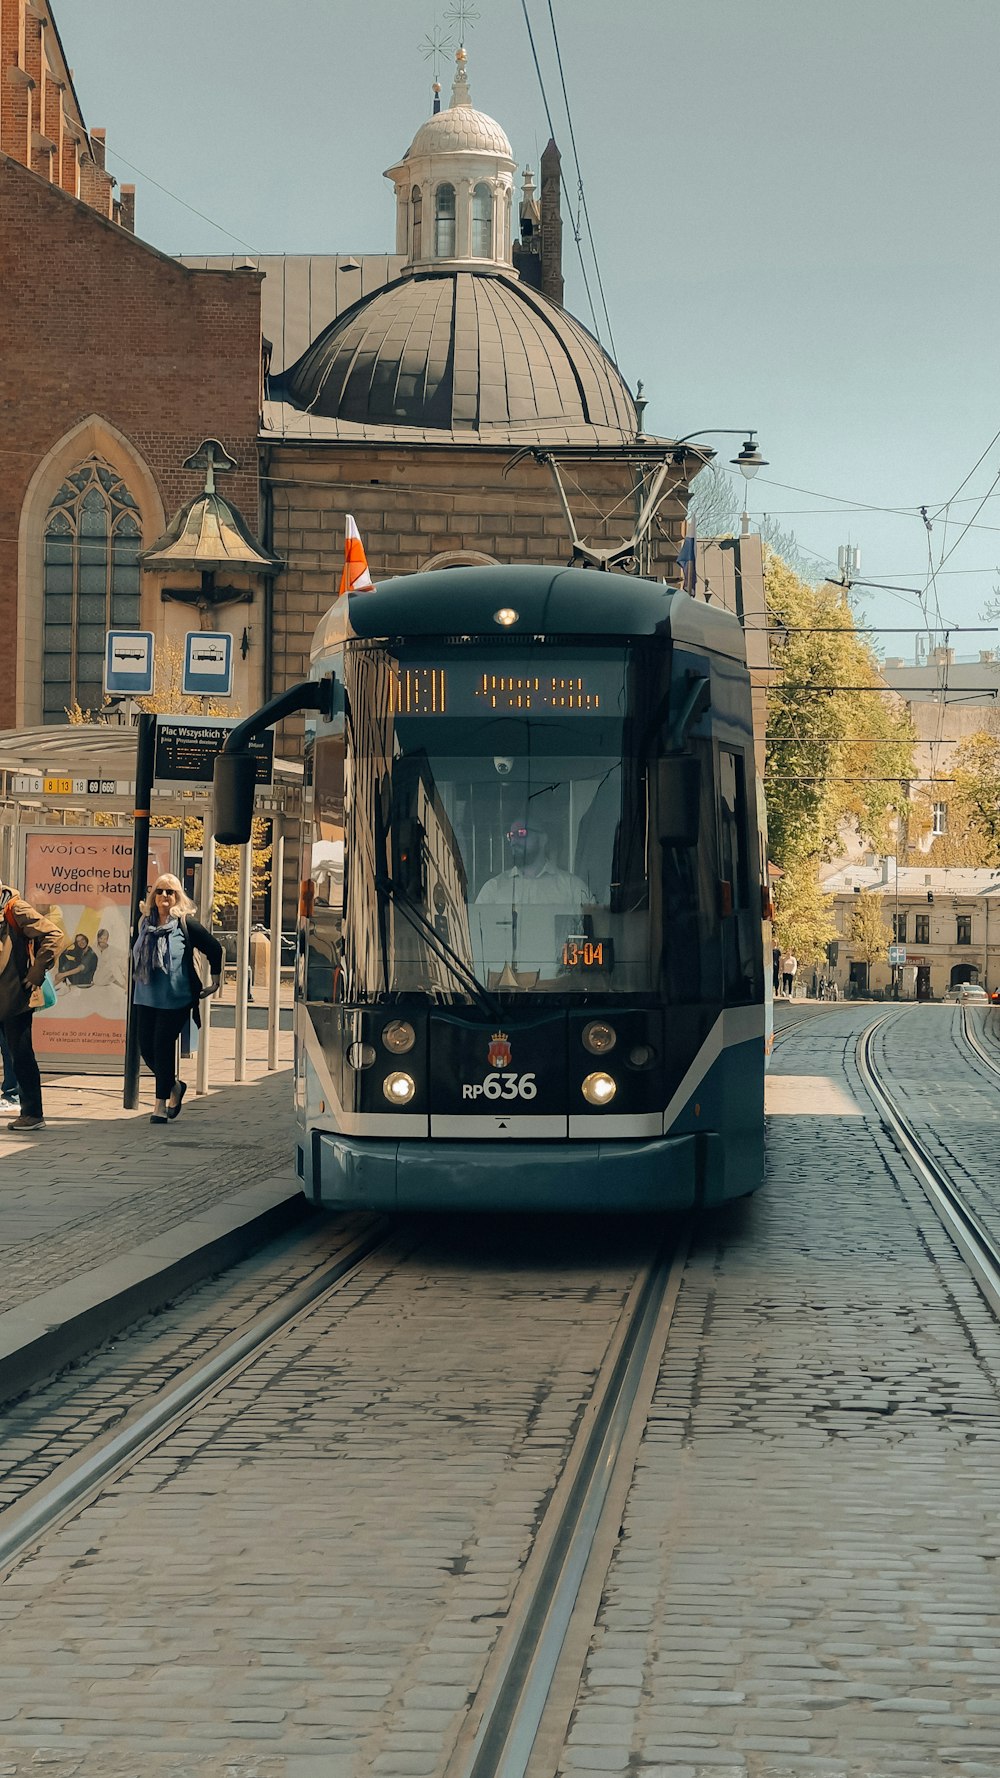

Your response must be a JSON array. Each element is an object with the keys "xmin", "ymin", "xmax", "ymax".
[{"xmin": 944, "ymin": 983, "xmax": 989, "ymax": 1003}]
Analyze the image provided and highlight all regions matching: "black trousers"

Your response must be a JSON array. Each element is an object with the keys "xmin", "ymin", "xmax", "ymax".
[
  {"xmin": 1, "ymin": 1011, "xmax": 42, "ymax": 1118},
  {"xmin": 135, "ymin": 1004, "xmax": 190, "ymax": 1100}
]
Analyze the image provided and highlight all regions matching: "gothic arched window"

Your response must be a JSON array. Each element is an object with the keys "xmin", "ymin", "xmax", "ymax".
[
  {"xmin": 472, "ymin": 183, "xmax": 493, "ymax": 258},
  {"xmin": 42, "ymin": 458, "xmax": 142, "ymax": 720},
  {"xmin": 411, "ymin": 185, "xmax": 423, "ymax": 258},
  {"xmin": 434, "ymin": 183, "xmax": 456, "ymax": 257}
]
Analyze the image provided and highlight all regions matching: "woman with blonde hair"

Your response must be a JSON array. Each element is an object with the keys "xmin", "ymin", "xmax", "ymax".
[{"xmin": 131, "ymin": 874, "xmax": 223, "ymax": 1124}]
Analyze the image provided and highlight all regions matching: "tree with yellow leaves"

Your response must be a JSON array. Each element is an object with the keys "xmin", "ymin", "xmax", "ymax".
[{"xmin": 765, "ymin": 554, "xmax": 915, "ymax": 870}]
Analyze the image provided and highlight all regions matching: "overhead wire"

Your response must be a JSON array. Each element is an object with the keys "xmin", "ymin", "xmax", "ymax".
[
  {"xmin": 103, "ymin": 145, "xmax": 260, "ymax": 254},
  {"xmin": 543, "ymin": 0, "xmax": 619, "ymax": 365},
  {"xmin": 518, "ymin": 0, "xmax": 602, "ymax": 345}
]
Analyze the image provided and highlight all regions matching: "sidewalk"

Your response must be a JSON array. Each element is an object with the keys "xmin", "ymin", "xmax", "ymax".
[{"xmin": 0, "ymin": 1012, "xmax": 303, "ymax": 1404}]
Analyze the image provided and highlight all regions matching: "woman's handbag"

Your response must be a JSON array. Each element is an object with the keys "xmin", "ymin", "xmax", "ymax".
[{"xmin": 39, "ymin": 970, "xmax": 57, "ymax": 1010}]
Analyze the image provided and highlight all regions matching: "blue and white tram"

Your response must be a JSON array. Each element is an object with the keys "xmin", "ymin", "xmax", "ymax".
[{"xmin": 274, "ymin": 563, "xmax": 768, "ymax": 1211}]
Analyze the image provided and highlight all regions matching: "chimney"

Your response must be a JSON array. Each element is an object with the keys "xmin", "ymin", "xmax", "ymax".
[
  {"xmin": 119, "ymin": 183, "xmax": 135, "ymax": 232},
  {"xmin": 540, "ymin": 138, "xmax": 564, "ymax": 307},
  {"xmin": 90, "ymin": 127, "xmax": 106, "ymax": 168}
]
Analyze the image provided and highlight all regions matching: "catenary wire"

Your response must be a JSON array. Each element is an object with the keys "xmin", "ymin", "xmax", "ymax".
[
  {"xmin": 518, "ymin": 0, "xmax": 603, "ymax": 347},
  {"xmin": 544, "ymin": 0, "xmax": 618, "ymax": 365}
]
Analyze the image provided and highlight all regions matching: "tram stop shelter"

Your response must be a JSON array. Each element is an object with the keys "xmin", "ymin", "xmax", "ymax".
[{"xmin": 0, "ymin": 723, "xmax": 301, "ymax": 1089}]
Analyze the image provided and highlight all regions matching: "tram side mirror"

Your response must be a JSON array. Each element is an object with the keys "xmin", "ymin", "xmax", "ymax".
[
  {"xmin": 655, "ymin": 756, "xmax": 701, "ymax": 848},
  {"xmin": 213, "ymin": 751, "xmax": 257, "ymax": 845}
]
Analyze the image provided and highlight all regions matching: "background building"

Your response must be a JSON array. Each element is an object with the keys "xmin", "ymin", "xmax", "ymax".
[{"xmin": 822, "ymin": 860, "xmax": 1000, "ymax": 1000}]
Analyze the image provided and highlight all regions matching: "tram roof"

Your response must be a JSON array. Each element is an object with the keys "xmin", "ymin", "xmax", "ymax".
[{"xmin": 312, "ymin": 566, "xmax": 747, "ymax": 663}]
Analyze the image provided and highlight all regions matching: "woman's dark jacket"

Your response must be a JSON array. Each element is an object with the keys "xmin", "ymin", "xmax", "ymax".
[{"xmin": 134, "ymin": 916, "xmax": 224, "ymax": 1029}]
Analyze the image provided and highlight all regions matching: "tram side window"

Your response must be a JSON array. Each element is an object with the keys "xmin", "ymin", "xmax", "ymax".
[
  {"xmin": 719, "ymin": 749, "xmax": 749, "ymax": 910},
  {"xmin": 306, "ymin": 733, "xmax": 345, "ymax": 1000}
]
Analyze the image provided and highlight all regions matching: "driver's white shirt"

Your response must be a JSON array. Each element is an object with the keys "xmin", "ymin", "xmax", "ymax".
[{"xmin": 475, "ymin": 861, "xmax": 590, "ymax": 907}]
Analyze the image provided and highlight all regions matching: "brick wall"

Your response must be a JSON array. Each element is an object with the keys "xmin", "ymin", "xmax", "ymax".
[
  {"xmin": 0, "ymin": 152, "xmax": 262, "ymax": 726},
  {"xmin": 0, "ymin": 0, "xmax": 119, "ymax": 221},
  {"xmin": 264, "ymin": 442, "xmax": 686, "ymax": 749}
]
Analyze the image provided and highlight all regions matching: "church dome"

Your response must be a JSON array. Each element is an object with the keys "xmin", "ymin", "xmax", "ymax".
[
  {"xmin": 278, "ymin": 269, "xmax": 637, "ymax": 438},
  {"xmin": 406, "ymin": 105, "xmax": 513, "ymax": 161}
]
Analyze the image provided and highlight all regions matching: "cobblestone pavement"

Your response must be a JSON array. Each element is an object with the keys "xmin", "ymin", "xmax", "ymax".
[
  {"xmin": 0, "ymin": 1216, "xmax": 660, "ymax": 1775},
  {"xmin": 1, "ymin": 1005, "xmax": 998, "ymax": 1777},
  {"xmin": 558, "ymin": 1005, "xmax": 1000, "ymax": 1778},
  {"xmin": 0, "ymin": 1016, "xmax": 294, "ymax": 1314}
]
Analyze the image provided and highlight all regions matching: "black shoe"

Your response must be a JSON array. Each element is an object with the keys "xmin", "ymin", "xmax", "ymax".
[
  {"xmin": 149, "ymin": 1113, "xmax": 168, "ymax": 1125},
  {"xmin": 167, "ymin": 1081, "xmax": 187, "ymax": 1121}
]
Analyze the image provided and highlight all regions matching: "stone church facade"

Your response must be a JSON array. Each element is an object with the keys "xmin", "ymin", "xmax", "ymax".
[{"xmin": 2, "ymin": 15, "xmax": 753, "ymax": 743}]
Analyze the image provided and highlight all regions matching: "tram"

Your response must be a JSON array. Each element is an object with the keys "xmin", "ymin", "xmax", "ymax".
[{"xmin": 217, "ymin": 563, "xmax": 770, "ymax": 1211}]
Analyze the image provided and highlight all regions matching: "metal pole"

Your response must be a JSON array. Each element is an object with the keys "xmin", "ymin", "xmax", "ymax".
[
  {"xmin": 196, "ymin": 819, "xmax": 216, "ymax": 1097},
  {"xmin": 268, "ymin": 820, "xmax": 284, "ymax": 1072},
  {"xmin": 234, "ymin": 837, "xmax": 252, "ymax": 1082},
  {"xmin": 123, "ymin": 712, "xmax": 157, "ymax": 1110}
]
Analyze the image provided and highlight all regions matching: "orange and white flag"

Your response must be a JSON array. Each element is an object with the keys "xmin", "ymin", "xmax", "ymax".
[{"xmin": 338, "ymin": 514, "xmax": 375, "ymax": 595}]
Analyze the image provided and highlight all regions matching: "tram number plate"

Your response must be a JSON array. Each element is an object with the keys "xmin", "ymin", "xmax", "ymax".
[{"xmin": 462, "ymin": 1072, "xmax": 538, "ymax": 1102}]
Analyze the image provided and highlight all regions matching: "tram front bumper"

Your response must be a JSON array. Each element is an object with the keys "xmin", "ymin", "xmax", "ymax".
[{"xmin": 303, "ymin": 1129, "xmax": 732, "ymax": 1212}]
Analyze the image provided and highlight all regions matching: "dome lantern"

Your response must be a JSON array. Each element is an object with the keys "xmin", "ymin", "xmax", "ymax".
[{"xmin": 384, "ymin": 47, "xmax": 516, "ymax": 274}]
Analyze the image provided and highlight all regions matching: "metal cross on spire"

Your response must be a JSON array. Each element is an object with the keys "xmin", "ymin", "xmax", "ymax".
[
  {"xmin": 444, "ymin": 0, "xmax": 480, "ymax": 39},
  {"xmin": 420, "ymin": 19, "xmax": 454, "ymax": 77}
]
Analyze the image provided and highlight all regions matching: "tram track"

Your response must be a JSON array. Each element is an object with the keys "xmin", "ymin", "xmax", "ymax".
[
  {"xmin": 447, "ymin": 1232, "xmax": 689, "ymax": 1778},
  {"xmin": 857, "ymin": 1012, "xmax": 1000, "ymax": 1321},
  {"xmin": 0, "ymin": 1206, "xmax": 694, "ymax": 1774},
  {"xmin": 0, "ymin": 1217, "xmax": 392, "ymax": 1576},
  {"xmin": 961, "ymin": 1001, "xmax": 1000, "ymax": 1078}
]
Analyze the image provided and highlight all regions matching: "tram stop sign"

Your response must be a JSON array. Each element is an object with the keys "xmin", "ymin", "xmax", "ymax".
[
  {"xmin": 182, "ymin": 631, "xmax": 233, "ymax": 697},
  {"xmin": 104, "ymin": 630, "xmax": 155, "ymax": 696}
]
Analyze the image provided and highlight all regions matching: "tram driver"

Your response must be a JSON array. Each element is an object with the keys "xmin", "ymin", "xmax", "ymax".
[{"xmin": 474, "ymin": 818, "xmax": 592, "ymax": 986}]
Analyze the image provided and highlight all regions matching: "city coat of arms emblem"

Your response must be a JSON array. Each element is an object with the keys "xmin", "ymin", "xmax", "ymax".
[{"xmin": 487, "ymin": 1031, "xmax": 512, "ymax": 1069}]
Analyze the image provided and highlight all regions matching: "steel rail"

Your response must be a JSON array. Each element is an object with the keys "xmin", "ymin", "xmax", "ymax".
[
  {"xmin": 0, "ymin": 1219, "xmax": 391, "ymax": 1575},
  {"xmin": 857, "ymin": 1014, "xmax": 1000, "ymax": 1320},
  {"xmin": 961, "ymin": 1005, "xmax": 1000, "ymax": 1080},
  {"xmin": 451, "ymin": 1236, "xmax": 689, "ymax": 1778}
]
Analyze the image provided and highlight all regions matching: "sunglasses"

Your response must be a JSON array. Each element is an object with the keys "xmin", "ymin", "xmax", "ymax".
[
  {"xmin": 506, "ymin": 826, "xmax": 530, "ymax": 840},
  {"xmin": 154, "ymin": 887, "xmax": 177, "ymax": 897}
]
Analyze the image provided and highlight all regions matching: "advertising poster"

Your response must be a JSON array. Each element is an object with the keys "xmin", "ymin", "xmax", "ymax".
[{"xmin": 20, "ymin": 827, "xmax": 178, "ymax": 1069}]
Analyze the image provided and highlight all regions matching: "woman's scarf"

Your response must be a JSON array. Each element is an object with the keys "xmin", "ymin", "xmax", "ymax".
[{"xmin": 132, "ymin": 915, "xmax": 182, "ymax": 986}]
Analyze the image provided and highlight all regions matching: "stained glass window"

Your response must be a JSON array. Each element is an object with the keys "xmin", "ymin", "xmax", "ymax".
[{"xmin": 42, "ymin": 459, "xmax": 142, "ymax": 721}]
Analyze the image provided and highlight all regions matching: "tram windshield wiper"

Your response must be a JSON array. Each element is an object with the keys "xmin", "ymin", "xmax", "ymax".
[{"xmin": 374, "ymin": 874, "xmax": 499, "ymax": 1020}]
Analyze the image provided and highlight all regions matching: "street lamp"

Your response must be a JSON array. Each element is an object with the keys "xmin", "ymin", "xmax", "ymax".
[
  {"xmin": 668, "ymin": 430, "xmax": 769, "ymax": 478},
  {"xmin": 670, "ymin": 431, "xmax": 769, "ymax": 537}
]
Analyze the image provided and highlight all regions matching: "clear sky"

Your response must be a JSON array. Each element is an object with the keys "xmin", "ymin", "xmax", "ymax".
[{"xmin": 54, "ymin": 0, "xmax": 1000, "ymax": 654}]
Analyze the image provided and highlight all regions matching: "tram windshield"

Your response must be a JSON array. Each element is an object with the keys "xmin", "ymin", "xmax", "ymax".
[{"xmin": 308, "ymin": 642, "xmax": 665, "ymax": 1005}]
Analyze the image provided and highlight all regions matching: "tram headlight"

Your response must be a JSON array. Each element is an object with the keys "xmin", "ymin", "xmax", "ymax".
[
  {"xmin": 582, "ymin": 1020, "xmax": 616, "ymax": 1056},
  {"xmin": 581, "ymin": 1070, "xmax": 617, "ymax": 1106},
  {"xmin": 493, "ymin": 607, "xmax": 519, "ymax": 627},
  {"xmin": 347, "ymin": 1042, "xmax": 376, "ymax": 1070},
  {"xmin": 383, "ymin": 1071, "xmax": 416, "ymax": 1104},
  {"xmin": 382, "ymin": 1019, "xmax": 416, "ymax": 1054}
]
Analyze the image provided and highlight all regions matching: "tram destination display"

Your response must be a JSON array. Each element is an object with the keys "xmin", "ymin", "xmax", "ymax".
[
  {"xmin": 154, "ymin": 718, "xmax": 273, "ymax": 788},
  {"xmin": 390, "ymin": 654, "xmax": 622, "ymax": 717}
]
